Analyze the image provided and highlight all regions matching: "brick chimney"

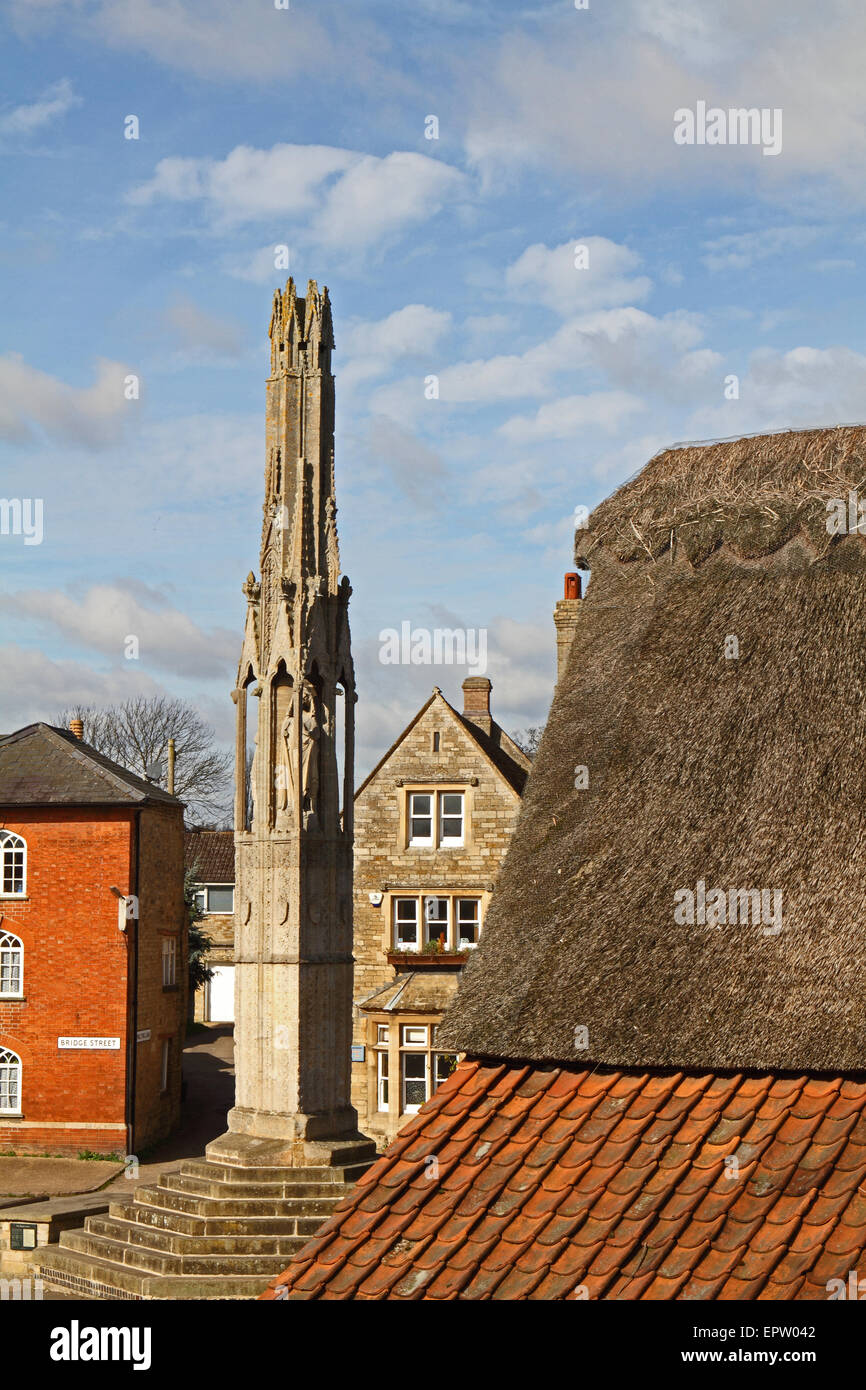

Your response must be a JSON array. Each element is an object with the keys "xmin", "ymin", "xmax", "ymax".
[
  {"xmin": 554, "ymin": 572, "xmax": 581, "ymax": 684},
  {"xmin": 462, "ymin": 676, "xmax": 493, "ymax": 735},
  {"xmin": 69, "ymin": 719, "xmax": 84, "ymax": 740}
]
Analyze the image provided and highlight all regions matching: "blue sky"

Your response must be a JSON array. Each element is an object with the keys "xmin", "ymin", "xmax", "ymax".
[{"xmin": 2, "ymin": 0, "xmax": 866, "ymax": 790}]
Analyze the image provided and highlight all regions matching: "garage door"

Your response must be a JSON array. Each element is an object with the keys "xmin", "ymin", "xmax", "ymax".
[{"xmin": 208, "ymin": 965, "xmax": 235, "ymax": 1022}]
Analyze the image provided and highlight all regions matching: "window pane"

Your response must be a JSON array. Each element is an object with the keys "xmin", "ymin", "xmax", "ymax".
[
  {"xmin": 394, "ymin": 899, "xmax": 419, "ymax": 948},
  {"xmin": 207, "ymin": 886, "xmax": 234, "ymax": 913},
  {"xmin": 402, "ymin": 1025, "xmax": 428, "ymax": 1047},
  {"xmin": 193, "ymin": 890, "xmax": 205, "ymax": 914},
  {"xmin": 376, "ymin": 1025, "xmax": 389, "ymax": 1045},
  {"xmin": 424, "ymin": 897, "xmax": 448, "ymax": 947},
  {"xmin": 402, "ymin": 1053, "xmax": 427, "ymax": 1111},
  {"xmin": 409, "ymin": 794, "xmax": 433, "ymax": 843},
  {"xmin": 439, "ymin": 793, "xmax": 464, "ymax": 843},
  {"xmin": 457, "ymin": 898, "xmax": 480, "ymax": 945}
]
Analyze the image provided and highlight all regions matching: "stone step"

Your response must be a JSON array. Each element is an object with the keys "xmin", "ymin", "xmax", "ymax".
[
  {"xmin": 110, "ymin": 1199, "xmax": 324, "ymax": 1238},
  {"xmin": 86, "ymin": 1214, "xmax": 307, "ymax": 1258},
  {"xmin": 37, "ymin": 1245, "xmax": 275, "ymax": 1300},
  {"xmin": 163, "ymin": 1172, "xmax": 342, "ymax": 1201},
  {"xmin": 130, "ymin": 1183, "xmax": 340, "ymax": 1220},
  {"xmin": 60, "ymin": 1228, "xmax": 302, "ymax": 1278},
  {"xmin": 183, "ymin": 1157, "xmax": 372, "ymax": 1186}
]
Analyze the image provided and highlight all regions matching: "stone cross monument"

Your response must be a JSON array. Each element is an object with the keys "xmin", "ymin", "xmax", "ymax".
[{"xmin": 210, "ymin": 277, "xmax": 370, "ymax": 1169}]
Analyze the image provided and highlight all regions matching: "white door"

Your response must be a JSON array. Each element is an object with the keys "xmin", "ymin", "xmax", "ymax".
[{"xmin": 208, "ymin": 966, "xmax": 235, "ymax": 1022}]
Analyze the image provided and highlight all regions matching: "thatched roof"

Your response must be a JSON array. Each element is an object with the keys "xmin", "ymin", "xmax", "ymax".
[{"xmin": 438, "ymin": 425, "xmax": 866, "ymax": 1072}]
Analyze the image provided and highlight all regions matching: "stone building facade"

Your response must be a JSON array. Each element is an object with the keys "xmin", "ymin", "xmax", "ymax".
[
  {"xmin": 351, "ymin": 677, "xmax": 530, "ymax": 1147},
  {"xmin": 0, "ymin": 722, "xmax": 186, "ymax": 1156},
  {"xmin": 186, "ymin": 830, "xmax": 235, "ymax": 1022}
]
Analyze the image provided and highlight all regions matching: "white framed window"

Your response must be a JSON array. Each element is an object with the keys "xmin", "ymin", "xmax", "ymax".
[
  {"xmin": 0, "ymin": 1047, "xmax": 21, "ymax": 1113},
  {"xmin": 376, "ymin": 1050, "xmax": 389, "ymax": 1113},
  {"xmin": 401, "ymin": 1051, "xmax": 428, "ymax": 1113},
  {"xmin": 423, "ymin": 896, "xmax": 449, "ymax": 949},
  {"xmin": 160, "ymin": 1040, "xmax": 170, "ymax": 1092},
  {"xmin": 408, "ymin": 793, "xmax": 433, "ymax": 846},
  {"xmin": 394, "ymin": 898, "xmax": 419, "ymax": 951},
  {"xmin": 162, "ymin": 937, "xmax": 177, "ymax": 987},
  {"xmin": 376, "ymin": 1024, "xmax": 389, "ymax": 1045},
  {"xmin": 0, "ymin": 931, "xmax": 23, "ymax": 997},
  {"xmin": 392, "ymin": 894, "xmax": 483, "ymax": 952},
  {"xmin": 195, "ymin": 885, "xmax": 234, "ymax": 914},
  {"xmin": 0, "ymin": 831, "xmax": 26, "ymax": 897},
  {"xmin": 402, "ymin": 1025, "xmax": 428, "ymax": 1047},
  {"xmin": 439, "ymin": 793, "xmax": 464, "ymax": 846},
  {"xmin": 456, "ymin": 898, "xmax": 480, "ymax": 948}
]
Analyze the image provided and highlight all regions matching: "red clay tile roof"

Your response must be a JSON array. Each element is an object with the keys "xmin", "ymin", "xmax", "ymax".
[
  {"xmin": 262, "ymin": 1060, "xmax": 866, "ymax": 1301},
  {"xmin": 185, "ymin": 829, "xmax": 234, "ymax": 883}
]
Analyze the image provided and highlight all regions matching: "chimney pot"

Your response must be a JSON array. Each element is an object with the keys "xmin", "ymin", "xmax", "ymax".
[
  {"xmin": 564, "ymin": 572, "xmax": 581, "ymax": 600},
  {"xmin": 69, "ymin": 719, "xmax": 84, "ymax": 740}
]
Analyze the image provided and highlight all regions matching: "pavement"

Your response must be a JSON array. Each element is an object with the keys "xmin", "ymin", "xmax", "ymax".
[{"xmin": 0, "ymin": 1023, "xmax": 235, "ymax": 1203}]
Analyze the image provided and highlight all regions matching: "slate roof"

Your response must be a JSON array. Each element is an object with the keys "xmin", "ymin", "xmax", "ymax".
[
  {"xmin": 0, "ymin": 723, "xmax": 181, "ymax": 807},
  {"xmin": 185, "ymin": 829, "xmax": 235, "ymax": 883},
  {"xmin": 358, "ymin": 970, "xmax": 460, "ymax": 1015},
  {"xmin": 262, "ymin": 1059, "xmax": 866, "ymax": 1302}
]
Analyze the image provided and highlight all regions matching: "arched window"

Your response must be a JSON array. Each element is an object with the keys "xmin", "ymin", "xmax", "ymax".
[
  {"xmin": 0, "ymin": 932, "xmax": 22, "ymax": 997},
  {"xmin": 0, "ymin": 831, "xmax": 26, "ymax": 897},
  {"xmin": 0, "ymin": 1047, "xmax": 21, "ymax": 1113}
]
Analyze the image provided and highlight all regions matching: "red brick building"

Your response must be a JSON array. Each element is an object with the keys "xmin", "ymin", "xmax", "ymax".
[{"xmin": 0, "ymin": 722, "xmax": 187, "ymax": 1156}]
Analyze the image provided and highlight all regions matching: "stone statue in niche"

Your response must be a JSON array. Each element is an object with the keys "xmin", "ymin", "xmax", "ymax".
[
  {"xmin": 301, "ymin": 688, "xmax": 321, "ymax": 817},
  {"xmin": 275, "ymin": 699, "xmax": 296, "ymax": 828}
]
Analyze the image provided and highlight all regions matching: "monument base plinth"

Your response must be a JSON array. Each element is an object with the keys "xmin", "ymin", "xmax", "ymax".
[{"xmin": 208, "ymin": 1102, "xmax": 376, "ymax": 1169}]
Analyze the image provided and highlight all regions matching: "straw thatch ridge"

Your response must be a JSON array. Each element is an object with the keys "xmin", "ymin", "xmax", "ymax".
[
  {"xmin": 438, "ymin": 426, "xmax": 866, "ymax": 1072},
  {"xmin": 578, "ymin": 424, "xmax": 866, "ymax": 568}
]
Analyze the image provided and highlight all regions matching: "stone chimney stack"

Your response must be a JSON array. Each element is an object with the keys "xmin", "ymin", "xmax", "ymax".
[
  {"xmin": 554, "ymin": 572, "xmax": 581, "ymax": 684},
  {"xmin": 69, "ymin": 719, "xmax": 84, "ymax": 740},
  {"xmin": 462, "ymin": 676, "xmax": 493, "ymax": 735}
]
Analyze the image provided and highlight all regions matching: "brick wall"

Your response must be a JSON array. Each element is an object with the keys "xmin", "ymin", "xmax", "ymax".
[
  {"xmin": 0, "ymin": 808, "xmax": 132, "ymax": 1155},
  {"xmin": 0, "ymin": 800, "xmax": 187, "ymax": 1157}
]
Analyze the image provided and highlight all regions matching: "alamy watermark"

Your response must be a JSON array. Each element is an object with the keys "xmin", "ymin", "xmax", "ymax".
[
  {"xmin": 0, "ymin": 498, "xmax": 43, "ymax": 545},
  {"xmin": 674, "ymin": 102, "xmax": 782, "ymax": 157},
  {"xmin": 379, "ymin": 622, "xmax": 487, "ymax": 676},
  {"xmin": 826, "ymin": 491, "xmax": 866, "ymax": 535},
  {"xmin": 674, "ymin": 879, "xmax": 782, "ymax": 936}
]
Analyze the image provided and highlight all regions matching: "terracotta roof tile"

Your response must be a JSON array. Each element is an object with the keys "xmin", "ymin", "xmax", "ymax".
[{"xmin": 264, "ymin": 1062, "xmax": 866, "ymax": 1300}]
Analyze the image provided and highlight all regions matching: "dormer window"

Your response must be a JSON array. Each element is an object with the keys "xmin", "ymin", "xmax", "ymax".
[{"xmin": 0, "ymin": 831, "xmax": 26, "ymax": 897}]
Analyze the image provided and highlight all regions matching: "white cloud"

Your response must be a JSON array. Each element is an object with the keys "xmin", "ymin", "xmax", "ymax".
[
  {"xmin": 0, "ymin": 354, "xmax": 134, "ymax": 447},
  {"xmin": 0, "ymin": 78, "xmax": 80, "ymax": 137},
  {"xmin": 463, "ymin": 0, "xmax": 866, "ymax": 199},
  {"xmin": 341, "ymin": 304, "xmax": 452, "ymax": 391},
  {"xmin": 129, "ymin": 143, "xmax": 467, "ymax": 252},
  {"xmin": 363, "ymin": 416, "xmax": 447, "ymax": 506},
  {"xmin": 0, "ymin": 643, "xmax": 164, "ymax": 735},
  {"xmin": 506, "ymin": 237, "xmax": 652, "ymax": 315},
  {"xmin": 163, "ymin": 296, "xmax": 244, "ymax": 358},
  {"xmin": 702, "ymin": 226, "xmax": 821, "ymax": 271},
  {"xmin": 500, "ymin": 391, "xmax": 646, "ymax": 443},
  {"xmin": 8, "ymin": 0, "xmax": 340, "ymax": 83},
  {"xmin": 2, "ymin": 582, "xmax": 237, "ymax": 679},
  {"xmin": 689, "ymin": 344, "xmax": 866, "ymax": 438}
]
